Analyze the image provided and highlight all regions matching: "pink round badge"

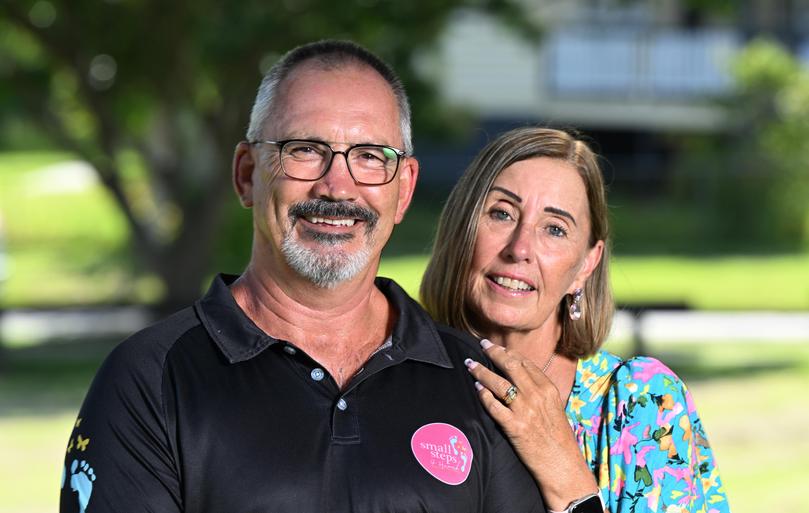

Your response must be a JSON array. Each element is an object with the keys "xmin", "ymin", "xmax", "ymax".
[{"xmin": 410, "ymin": 422, "xmax": 474, "ymax": 485}]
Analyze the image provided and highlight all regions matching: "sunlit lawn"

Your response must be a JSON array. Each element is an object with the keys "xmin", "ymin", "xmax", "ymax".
[
  {"xmin": 3, "ymin": 337, "xmax": 807, "ymax": 513},
  {"xmin": 0, "ymin": 153, "xmax": 142, "ymax": 306}
]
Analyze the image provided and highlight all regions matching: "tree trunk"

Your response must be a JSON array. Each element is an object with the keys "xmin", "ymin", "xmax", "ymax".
[{"xmin": 150, "ymin": 163, "xmax": 234, "ymax": 314}]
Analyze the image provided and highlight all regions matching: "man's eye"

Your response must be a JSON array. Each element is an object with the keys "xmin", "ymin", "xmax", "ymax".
[
  {"xmin": 290, "ymin": 146, "xmax": 314, "ymax": 154},
  {"xmin": 358, "ymin": 151, "xmax": 383, "ymax": 162},
  {"xmin": 286, "ymin": 144, "xmax": 324, "ymax": 158}
]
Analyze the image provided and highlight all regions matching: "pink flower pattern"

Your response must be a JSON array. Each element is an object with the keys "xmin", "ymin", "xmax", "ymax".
[{"xmin": 610, "ymin": 422, "xmax": 641, "ymax": 465}]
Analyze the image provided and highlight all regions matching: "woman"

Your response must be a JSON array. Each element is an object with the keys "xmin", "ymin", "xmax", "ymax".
[{"xmin": 421, "ymin": 127, "xmax": 729, "ymax": 513}]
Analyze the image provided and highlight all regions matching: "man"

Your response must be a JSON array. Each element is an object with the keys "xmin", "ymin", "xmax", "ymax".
[{"xmin": 60, "ymin": 40, "xmax": 545, "ymax": 513}]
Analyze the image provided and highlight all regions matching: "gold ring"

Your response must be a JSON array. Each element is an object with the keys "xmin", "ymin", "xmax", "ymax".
[{"xmin": 502, "ymin": 385, "xmax": 518, "ymax": 405}]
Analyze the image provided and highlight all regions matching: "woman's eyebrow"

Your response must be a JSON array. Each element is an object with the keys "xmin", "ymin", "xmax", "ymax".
[
  {"xmin": 490, "ymin": 186, "xmax": 522, "ymax": 203},
  {"xmin": 545, "ymin": 206, "xmax": 577, "ymax": 226},
  {"xmin": 489, "ymin": 186, "xmax": 577, "ymax": 226}
]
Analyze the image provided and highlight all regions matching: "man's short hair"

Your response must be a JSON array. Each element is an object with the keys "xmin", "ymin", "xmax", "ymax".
[{"xmin": 246, "ymin": 40, "xmax": 412, "ymax": 155}]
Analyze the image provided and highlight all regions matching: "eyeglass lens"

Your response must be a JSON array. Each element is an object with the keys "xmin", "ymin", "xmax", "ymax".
[{"xmin": 280, "ymin": 141, "xmax": 399, "ymax": 184}]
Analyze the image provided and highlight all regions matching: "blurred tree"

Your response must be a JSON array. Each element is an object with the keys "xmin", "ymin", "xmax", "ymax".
[
  {"xmin": 669, "ymin": 39, "xmax": 809, "ymax": 252},
  {"xmin": 0, "ymin": 0, "xmax": 538, "ymax": 309},
  {"xmin": 727, "ymin": 39, "xmax": 809, "ymax": 248}
]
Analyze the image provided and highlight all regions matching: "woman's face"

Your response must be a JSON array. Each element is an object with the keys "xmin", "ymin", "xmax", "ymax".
[{"xmin": 467, "ymin": 157, "xmax": 603, "ymax": 337}]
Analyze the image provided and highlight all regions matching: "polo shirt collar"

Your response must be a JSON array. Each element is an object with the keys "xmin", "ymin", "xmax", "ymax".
[{"xmin": 195, "ymin": 274, "xmax": 452, "ymax": 369}]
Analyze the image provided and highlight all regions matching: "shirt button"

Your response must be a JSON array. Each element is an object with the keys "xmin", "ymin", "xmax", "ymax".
[
  {"xmin": 283, "ymin": 345, "xmax": 296, "ymax": 355},
  {"xmin": 310, "ymin": 368, "xmax": 325, "ymax": 381},
  {"xmin": 337, "ymin": 398, "xmax": 348, "ymax": 411}
]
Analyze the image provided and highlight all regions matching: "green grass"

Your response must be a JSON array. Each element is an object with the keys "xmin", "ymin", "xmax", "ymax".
[
  {"xmin": 0, "ymin": 152, "xmax": 153, "ymax": 307},
  {"xmin": 0, "ymin": 152, "xmax": 125, "ymax": 244},
  {"xmin": 2, "ymin": 336, "xmax": 805, "ymax": 513},
  {"xmin": 610, "ymin": 254, "xmax": 809, "ymax": 310},
  {"xmin": 0, "ymin": 413, "xmax": 77, "ymax": 513}
]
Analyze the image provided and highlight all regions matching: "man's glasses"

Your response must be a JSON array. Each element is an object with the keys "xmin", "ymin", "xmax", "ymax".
[{"xmin": 250, "ymin": 139, "xmax": 407, "ymax": 186}]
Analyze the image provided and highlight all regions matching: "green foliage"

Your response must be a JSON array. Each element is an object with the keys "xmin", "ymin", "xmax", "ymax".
[
  {"xmin": 0, "ymin": 0, "xmax": 540, "ymax": 306},
  {"xmin": 682, "ymin": 0, "xmax": 738, "ymax": 18},
  {"xmin": 732, "ymin": 40, "xmax": 809, "ymax": 246},
  {"xmin": 652, "ymin": 426, "xmax": 668, "ymax": 441},
  {"xmin": 634, "ymin": 465, "xmax": 653, "ymax": 487},
  {"xmin": 672, "ymin": 39, "xmax": 809, "ymax": 250},
  {"xmin": 733, "ymin": 40, "xmax": 799, "ymax": 89}
]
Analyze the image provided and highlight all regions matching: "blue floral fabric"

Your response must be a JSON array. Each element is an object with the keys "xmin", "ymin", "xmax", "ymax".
[{"xmin": 565, "ymin": 350, "xmax": 730, "ymax": 513}]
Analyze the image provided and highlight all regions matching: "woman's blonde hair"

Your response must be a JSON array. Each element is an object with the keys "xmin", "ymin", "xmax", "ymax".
[{"xmin": 420, "ymin": 127, "xmax": 613, "ymax": 358}]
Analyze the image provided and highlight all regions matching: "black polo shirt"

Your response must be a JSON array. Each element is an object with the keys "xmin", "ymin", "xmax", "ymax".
[{"xmin": 59, "ymin": 275, "xmax": 544, "ymax": 513}]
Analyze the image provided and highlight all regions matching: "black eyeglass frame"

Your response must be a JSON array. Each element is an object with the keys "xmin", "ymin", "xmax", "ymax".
[{"xmin": 249, "ymin": 139, "xmax": 408, "ymax": 186}]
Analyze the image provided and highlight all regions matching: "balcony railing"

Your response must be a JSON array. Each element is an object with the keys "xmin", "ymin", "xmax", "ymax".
[{"xmin": 547, "ymin": 27, "xmax": 740, "ymax": 99}]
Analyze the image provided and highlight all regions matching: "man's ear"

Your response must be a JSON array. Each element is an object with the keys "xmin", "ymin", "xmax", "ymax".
[
  {"xmin": 570, "ymin": 240, "xmax": 604, "ymax": 292},
  {"xmin": 233, "ymin": 141, "xmax": 256, "ymax": 208},
  {"xmin": 394, "ymin": 156, "xmax": 419, "ymax": 224}
]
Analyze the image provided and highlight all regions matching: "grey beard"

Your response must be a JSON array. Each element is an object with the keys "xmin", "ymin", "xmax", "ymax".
[
  {"xmin": 281, "ymin": 199, "xmax": 379, "ymax": 288},
  {"xmin": 281, "ymin": 232, "xmax": 372, "ymax": 288}
]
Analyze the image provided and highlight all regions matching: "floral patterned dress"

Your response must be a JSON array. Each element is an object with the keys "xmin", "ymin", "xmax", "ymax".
[{"xmin": 565, "ymin": 350, "xmax": 730, "ymax": 513}]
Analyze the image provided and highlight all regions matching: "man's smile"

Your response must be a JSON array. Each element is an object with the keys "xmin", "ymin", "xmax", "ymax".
[
  {"xmin": 289, "ymin": 199, "xmax": 379, "ymax": 237},
  {"xmin": 304, "ymin": 216, "xmax": 357, "ymax": 227}
]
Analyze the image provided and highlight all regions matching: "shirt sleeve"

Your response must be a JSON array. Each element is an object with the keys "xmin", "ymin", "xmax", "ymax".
[
  {"xmin": 482, "ymin": 433, "xmax": 547, "ymax": 513},
  {"xmin": 59, "ymin": 336, "xmax": 182, "ymax": 513},
  {"xmin": 601, "ymin": 357, "xmax": 730, "ymax": 513}
]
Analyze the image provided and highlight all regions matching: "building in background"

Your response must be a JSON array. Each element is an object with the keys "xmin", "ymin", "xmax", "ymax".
[{"xmin": 416, "ymin": 0, "xmax": 809, "ymax": 192}]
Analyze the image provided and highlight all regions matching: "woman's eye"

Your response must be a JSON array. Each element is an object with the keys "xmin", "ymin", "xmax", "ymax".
[
  {"xmin": 489, "ymin": 209, "xmax": 512, "ymax": 221},
  {"xmin": 547, "ymin": 224, "xmax": 567, "ymax": 237}
]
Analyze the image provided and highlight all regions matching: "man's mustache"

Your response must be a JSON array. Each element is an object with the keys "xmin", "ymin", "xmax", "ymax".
[{"xmin": 288, "ymin": 199, "xmax": 379, "ymax": 232}]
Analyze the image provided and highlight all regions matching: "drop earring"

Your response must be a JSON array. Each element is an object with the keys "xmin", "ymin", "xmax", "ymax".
[{"xmin": 569, "ymin": 288, "xmax": 583, "ymax": 321}]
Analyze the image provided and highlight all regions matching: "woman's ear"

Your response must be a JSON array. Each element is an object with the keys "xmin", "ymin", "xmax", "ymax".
[
  {"xmin": 232, "ymin": 141, "xmax": 256, "ymax": 208},
  {"xmin": 570, "ymin": 240, "xmax": 604, "ymax": 292}
]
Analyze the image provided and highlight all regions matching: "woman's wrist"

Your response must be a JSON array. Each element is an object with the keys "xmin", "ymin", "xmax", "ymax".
[
  {"xmin": 533, "ymin": 461, "xmax": 599, "ymax": 511},
  {"xmin": 547, "ymin": 491, "xmax": 605, "ymax": 513}
]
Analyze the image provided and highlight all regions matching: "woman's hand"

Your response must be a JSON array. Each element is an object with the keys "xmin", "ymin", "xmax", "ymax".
[{"xmin": 465, "ymin": 339, "xmax": 602, "ymax": 512}]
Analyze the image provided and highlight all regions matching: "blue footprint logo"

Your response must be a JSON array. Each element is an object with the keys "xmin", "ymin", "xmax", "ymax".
[
  {"xmin": 448, "ymin": 435, "xmax": 468, "ymax": 472},
  {"xmin": 449, "ymin": 435, "xmax": 459, "ymax": 455},
  {"xmin": 69, "ymin": 459, "xmax": 96, "ymax": 513}
]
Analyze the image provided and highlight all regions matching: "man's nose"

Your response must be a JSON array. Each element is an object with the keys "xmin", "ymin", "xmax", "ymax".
[{"xmin": 312, "ymin": 151, "xmax": 359, "ymax": 201}]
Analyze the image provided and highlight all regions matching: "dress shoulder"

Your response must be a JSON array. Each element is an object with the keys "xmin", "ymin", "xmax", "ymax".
[
  {"xmin": 610, "ymin": 355, "xmax": 697, "ymax": 409},
  {"xmin": 587, "ymin": 353, "xmax": 730, "ymax": 513},
  {"xmin": 614, "ymin": 355, "xmax": 685, "ymax": 387}
]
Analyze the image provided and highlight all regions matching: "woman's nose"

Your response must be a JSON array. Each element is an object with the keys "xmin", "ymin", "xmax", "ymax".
[{"xmin": 503, "ymin": 225, "xmax": 533, "ymax": 263}]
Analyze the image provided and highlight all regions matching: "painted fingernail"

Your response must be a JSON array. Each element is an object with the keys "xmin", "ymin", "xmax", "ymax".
[
  {"xmin": 474, "ymin": 381, "xmax": 483, "ymax": 391},
  {"xmin": 464, "ymin": 358, "xmax": 478, "ymax": 369},
  {"xmin": 480, "ymin": 339, "xmax": 494, "ymax": 350}
]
